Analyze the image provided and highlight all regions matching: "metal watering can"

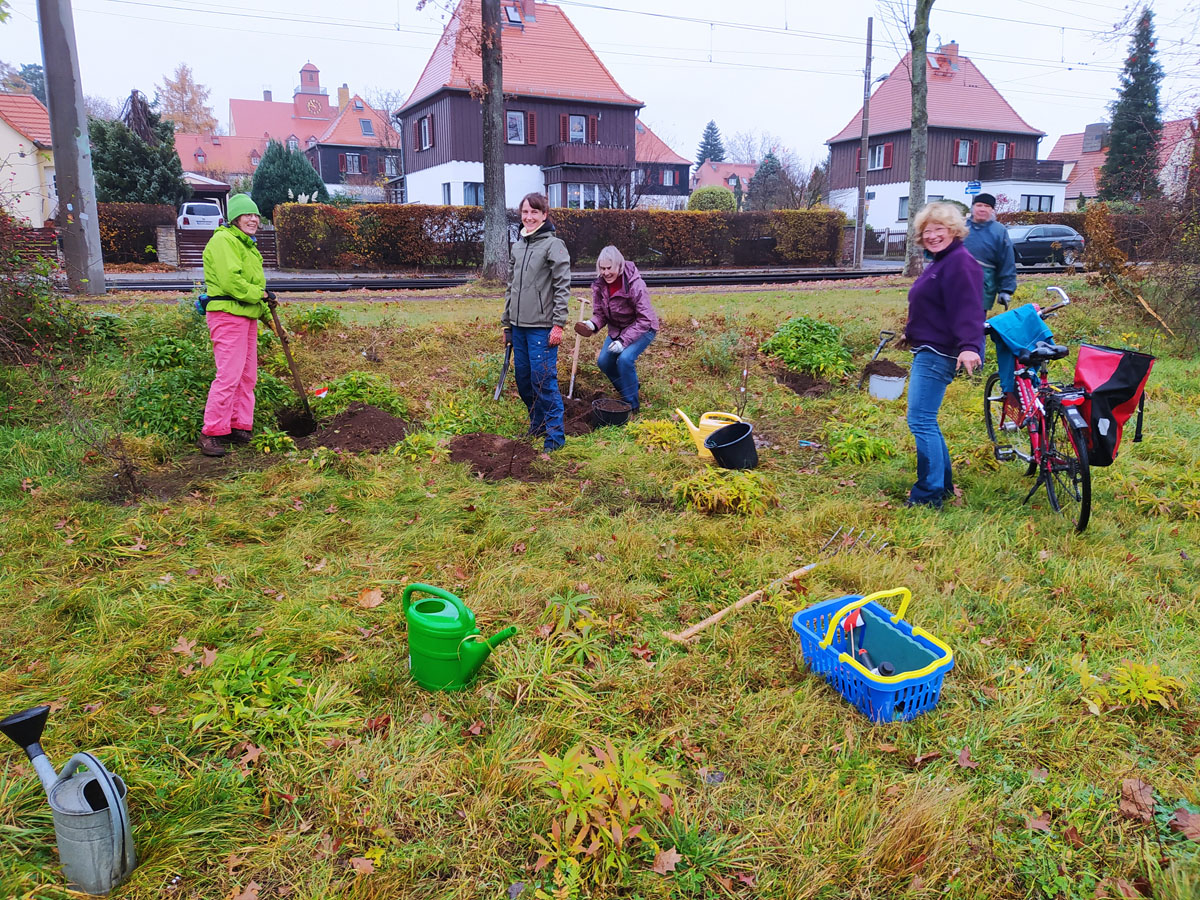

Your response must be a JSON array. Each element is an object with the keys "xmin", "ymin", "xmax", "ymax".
[
  {"xmin": 0, "ymin": 705, "xmax": 137, "ymax": 895},
  {"xmin": 402, "ymin": 583, "xmax": 517, "ymax": 691},
  {"xmin": 675, "ymin": 409, "xmax": 743, "ymax": 461}
]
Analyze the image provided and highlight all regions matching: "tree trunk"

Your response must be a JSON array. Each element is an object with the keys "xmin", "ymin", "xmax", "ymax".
[
  {"xmin": 480, "ymin": 0, "xmax": 508, "ymax": 283},
  {"xmin": 904, "ymin": 0, "xmax": 935, "ymax": 277}
]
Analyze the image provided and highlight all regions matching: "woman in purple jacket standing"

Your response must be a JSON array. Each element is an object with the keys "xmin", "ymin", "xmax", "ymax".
[
  {"xmin": 574, "ymin": 245, "xmax": 659, "ymax": 412},
  {"xmin": 902, "ymin": 202, "xmax": 984, "ymax": 507}
]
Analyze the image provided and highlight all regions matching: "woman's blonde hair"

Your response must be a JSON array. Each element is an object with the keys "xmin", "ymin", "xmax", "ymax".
[
  {"xmin": 913, "ymin": 201, "xmax": 969, "ymax": 246},
  {"xmin": 596, "ymin": 245, "xmax": 625, "ymax": 273}
]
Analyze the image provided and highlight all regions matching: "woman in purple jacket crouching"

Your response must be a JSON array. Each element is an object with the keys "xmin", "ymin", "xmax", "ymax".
[
  {"xmin": 902, "ymin": 202, "xmax": 984, "ymax": 508},
  {"xmin": 574, "ymin": 245, "xmax": 659, "ymax": 413}
]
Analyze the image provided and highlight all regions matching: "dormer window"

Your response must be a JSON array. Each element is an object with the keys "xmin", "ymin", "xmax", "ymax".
[
  {"xmin": 360, "ymin": 119, "xmax": 375, "ymax": 137},
  {"xmin": 195, "ymin": 150, "xmax": 206, "ymax": 164},
  {"xmin": 354, "ymin": 99, "xmax": 364, "ymax": 110},
  {"xmin": 307, "ymin": 136, "xmax": 317, "ymax": 148},
  {"xmin": 287, "ymin": 135, "xmax": 299, "ymax": 151},
  {"xmin": 211, "ymin": 135, "xmax": 221, "ymax": 145},
  {"xmin": 250, "ymin": 152, "xmax": 260, "ymax": 167},
  {"xmin": 505, "ymin": 6, "xmax": 521, "ymax": 23}
]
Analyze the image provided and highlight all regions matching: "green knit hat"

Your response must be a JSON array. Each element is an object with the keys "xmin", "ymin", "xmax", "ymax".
[{"xmin": 226, "ymin": 193, "xmax": 260, "ymax": 222}]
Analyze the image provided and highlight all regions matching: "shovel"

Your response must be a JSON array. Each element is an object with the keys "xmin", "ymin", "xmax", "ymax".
[
  {"xmin": 268, "ymin": 301, "xmax": 316, "ymax": 432},
  {"xmin": 567, "ymin": 295, "xmax": 591, "ymax": 400},
  {"xmin": 493, "ymin": 341, "xmax": 512, "ymax": 401},
  {"xmin": 857, "ymin": 330, "xmax": 896, "ymax": 390}
]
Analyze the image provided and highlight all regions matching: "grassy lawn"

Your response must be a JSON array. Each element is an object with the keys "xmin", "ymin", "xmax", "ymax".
[{"xmin": 1, "ymin": 276, "xmax": 1198, "ymax": 899}]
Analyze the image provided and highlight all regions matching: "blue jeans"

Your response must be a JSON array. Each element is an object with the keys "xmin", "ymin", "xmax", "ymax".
[
  {"xmin": 596, "ymin": 330, "xmax": 655, "ymax": 410},
  {"xmin": 511, "ymin": 326, "xmax": 564, "ymax": 451},
  {"xmin": 906, "ymin": 349, "xmax": 957, "ymax": 506}
]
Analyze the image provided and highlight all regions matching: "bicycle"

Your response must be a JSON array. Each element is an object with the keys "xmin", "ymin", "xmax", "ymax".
[{"xmin": 983, "ymin": 286, "xmax": 1092, "ymax": 532}]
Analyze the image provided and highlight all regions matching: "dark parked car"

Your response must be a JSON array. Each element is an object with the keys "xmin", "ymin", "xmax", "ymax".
[{"xmin": 1006, "ymin": 224, "xmax": 1085, "ymax": 265}]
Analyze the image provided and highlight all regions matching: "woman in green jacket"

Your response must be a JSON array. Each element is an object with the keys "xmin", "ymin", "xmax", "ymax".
[
  {"xmin": 500, "ymin": 192, "xmax": 571, "ymax": 451},
  {"xmin": 198, "ymin": 193, "xmax": 274, "ymax": 457}
]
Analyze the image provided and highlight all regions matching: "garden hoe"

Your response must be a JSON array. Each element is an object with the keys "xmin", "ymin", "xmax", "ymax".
[
  {"xmin": 567, "ymin": 295, "xmax": 592, "ymax": 399},
  {"xmin": 269, "ymin": 299, "xmax": 317, "ymax": 434},
  {"xmin": 664, "ymin": 527, "xmax": 886, "ymax": 644},
  {"xmin": 857, "ymin": 330, "xmax": 896, "ymax": 390}
]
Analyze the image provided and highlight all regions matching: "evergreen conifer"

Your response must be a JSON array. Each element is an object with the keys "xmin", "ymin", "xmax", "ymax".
[
  {"xmin": 251, "ymin": 141, "xmax": 330, "ymax": 219},
  {"xmin": 1099, "ymin": 9, "xmax": 1163, "ymax": 202},
  {"xmin": 695, "ymin": 120, "xmax": 726, "ymax": 168}
]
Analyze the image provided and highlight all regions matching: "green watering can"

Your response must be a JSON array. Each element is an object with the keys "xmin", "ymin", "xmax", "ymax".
[{"xmin": 402, "ymin": 584, "xmax": 518, "ymax": 691}]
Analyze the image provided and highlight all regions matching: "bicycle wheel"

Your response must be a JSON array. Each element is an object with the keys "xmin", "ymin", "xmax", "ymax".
[
  {"xmin": 984, "ymin": 373, "xmax": 1035, "ymax": 472},
  {"xmin": 1043, "ymin": 407, "xmax": 1092, "ymax": 532}
]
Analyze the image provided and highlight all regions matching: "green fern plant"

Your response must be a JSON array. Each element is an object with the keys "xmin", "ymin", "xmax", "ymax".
[{"xmin": 673, "ymin": 469, "xmax": 778, "ymax": 515}]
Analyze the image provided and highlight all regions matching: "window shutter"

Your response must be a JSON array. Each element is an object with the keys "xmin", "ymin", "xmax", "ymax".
[
  {"xmin": 527, "ymin": 111, "xmax": 537, "ymax": 144},
  {"xmin": 968, "ymin": 140, "xmax": 979, "ymax": 166},
  {"xmin": 990, "ymin": 141, "xmax": 999, "ymax": 160},
  {"xmin": 1008, "ymin": 142, "xmax": 1016, "ymax": 160},
  {"xmin": 428, "ymin": 115, "xmax": 435, "ymax": 147},
  {"xmin": 559, "ymin": 114, "xmax": 569, "ymax": 143},
  {"xmin": 339, "ymin": 153, "xmax": 347, "ymax": 172},
  {"xmin": 882, "ymin": 142, "xmax": 893, "ymax": 169},
  {"xmin": 588, "ymin": 115, "xmax": 598, "ymax": 143},
  {"xmin": 378, "ymin": 156, "xmax": 385, "ymax": 175},
  {"xmin": 413, "ymin": 121, "xmax": 421, "ymax": 150},
  {"xmin": 659, "ymin": 168, "xmax": 664, "ymax": 185}
]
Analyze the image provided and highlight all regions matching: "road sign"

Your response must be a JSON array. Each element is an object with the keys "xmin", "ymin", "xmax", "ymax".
[{"xmin": 966, "ymin": 181, "xmax": 982, "ymax": 195}]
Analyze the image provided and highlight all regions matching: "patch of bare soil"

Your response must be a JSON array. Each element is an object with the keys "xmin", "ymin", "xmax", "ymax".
[
  {"xmin": 94, "ymin": 450, "xmax": 274, "ymax": 504},
  {"xmin": 863, "ymin": 358, "xmax": 908, "ymax": 377},
  {"xmin": 562, "ymin": 389, "xmax": 607, "ymax": 435},
  {"xmin": 447, "ymin": 433, "xmax": 545, "ymax": 482},
  {"xmin": 294, "ymin": 403, "xmax": 409, "ymax": 452},
  {"xmin": 774, "ymin": 369, "xmax": 832, "ymax": 397}
]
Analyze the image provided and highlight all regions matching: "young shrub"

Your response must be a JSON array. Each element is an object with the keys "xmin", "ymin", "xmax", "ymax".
[
  {"xmin": 825, "ymin": 423, "xmax": 897, "ymax": 464},
  {"xmin": 391, "ymin": 431, "xmax": 443, "ymax": 462},
  {"xmin": 250, "ymin": 428, "xmax": 296, "ymax": 454},
  {"xmin": 673, "ymin": 468, "xmax": 778, "ymax": 515},
  {"xmin": 760, "ymin": 315, "xmax": 853, "ymax": 378},
  {"xmin": 628, "ymin": 418, "xmax": 686, "ymax": 451},
  {"xmin": 315, "ymin": 371, "xmax": 407, "ymax": 416},
  {"xmin": 692, "ymin": 329, "xmax": 740, "ymax": 375},
  {"xmin": 284, "ymin": 305, "xmax": 342, "ymax": 336}
]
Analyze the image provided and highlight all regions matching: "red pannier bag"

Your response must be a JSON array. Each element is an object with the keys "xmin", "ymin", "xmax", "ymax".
[{"xmin": 1073, "ymin": 344, "xmax": 1155, "ymax": 467}]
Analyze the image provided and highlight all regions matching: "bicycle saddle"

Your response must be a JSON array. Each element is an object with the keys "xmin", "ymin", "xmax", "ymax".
[{"xmin": 1020, "ymin": 341, "xmax": 1069, "ymax": 364}]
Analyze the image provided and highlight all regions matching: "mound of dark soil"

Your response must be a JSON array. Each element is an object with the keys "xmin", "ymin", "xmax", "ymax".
[
  {"xmin": 294, "ymin": 403, "xmax": 409, "ymax": 452},
  {"xmin": 447, "ymin": 433, "xmax": 544, "ymax": 481},
  {"xmin": 775, "ymin": 370, "xmax": 832, "ymax": 397},
  {"xmin": 863, "ymin": 358, "xmax": 908, "ymax": 378},
  {"xmin": 562, "ymin": 389, "xmax": 607, "ymax": 435}
]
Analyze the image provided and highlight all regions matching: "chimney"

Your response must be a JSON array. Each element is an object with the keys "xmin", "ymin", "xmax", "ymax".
[
  {"xmin": 938, "ymin": 41, "xmax": 959, "ymax": 62},
  {"xmin": 520, "ymin": 0, "xmax": 535, "ymax": 21},
  {"xmin": 263, "ymin": 89, "xmax": 272, "ymax": 102},
  {"xmin": 338, "ymin": 84, "xmax": 350, "ymax": 111}
]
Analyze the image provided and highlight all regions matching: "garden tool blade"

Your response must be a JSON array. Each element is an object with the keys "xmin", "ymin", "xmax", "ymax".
[{"xmin": 494, "ymin": 343, "xmax": 512, "ymax": 401}]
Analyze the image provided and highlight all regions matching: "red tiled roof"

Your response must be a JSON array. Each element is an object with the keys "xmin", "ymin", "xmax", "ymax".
[
  {"xmin": 635, "ymin": 120, "xmax": 689, "ymax": 165},
  {"xmin": 175, "ymin": 132, "xmax": 267, "ymax": 177},
  {"xmin": 692, "ymin": 159, "xmax": 757, "ymax": 191},
  {"xmin": 401, "ymin": 0, "xmax": 641, "ymax": 113},
  {"xmin": 315, "ymin": 97, "xmax": 397, "ymax": 147},
  {"xmin": 0, "ymin": 92, "xmax": 51, "ymax": 148},
  {"xmin": 828, "ymin": 46, "xmax": 1042, "ymax": 144},
  {"xmin": 1048, "ymin": 117, "xmax": 1195, "ymax": 199},
  {"xmin": 228, "ymin": 98, "xmax": 320, "ymax": 140}
]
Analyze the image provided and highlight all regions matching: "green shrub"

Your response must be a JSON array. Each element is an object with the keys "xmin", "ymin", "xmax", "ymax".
[
  {"xmin": 314, "ymin": 371, "xmax": 406, "ymax": 417},
  {"xmin": 692, "ymin": 330, "xmax": 740, "ymax": 375},
  {"xmin": 688, "ymin": 186, "xmax": 736, "ymax": 212},
  {"xmin": 284, "ymin": 305, "xmax": 342, "ymax": 335},
  {"xmin": 673, "ymin": 468, "xmax": 778, "ymax": 515},
  {"xmin": 760, "ymin": 315, "xmax": 853, "ymax": 378},
  {"xmin": 250, "ymin": 428, "xmax": 296, "ymax": 455},
  {"xmin": 628, "ymin": 418, "xmax": 686, "ymax": 450},
  {"xmin": 824, "ymin": 423, "xmax": 896, "ymax": 464}
]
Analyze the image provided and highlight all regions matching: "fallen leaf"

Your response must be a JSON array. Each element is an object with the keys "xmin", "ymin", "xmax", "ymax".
[
  {"xmin": 363, "ymin": 714, "xmax": 391, "ymax": 735},
  {"xmin": 315, "ymin": 834, "xmax": 343, "ymax": 859},
  {"xmin": 1063, "ymin": 824, "xmax": 1084, "ymax": 847},
  {"xmin": 1025, "ymin": 812, "xmax": 1052, "ymax": 833},
  {"xmin": 878, "ymin": 744, "xmax": 899, "ymax": 753},
  {"xmin": 1038, "ymin": 549, "xmax": 1051, "ymax": 561},
  {"xmin": 909, "ymin": 751, "xmax": 940, "ymax": 769},
  {"xmin": 212, "ymin": 575, "xmax": 230, "ymax": 589},
  {"xmin": 957, "ymin": 746, "xmax": 980, "ymax": 769},
  {"xmin": 357, "ymin": 588, "xmax": 384, "ymax": 609},
  {"xmin": 147, "ymin": 705, "xmax": 167, "ymax": 716},
  {"xmin": 200, "ymin": 647, "xmax": 218, "ymax": 668},
  {"xmin": 239, "ymin": 744, "xmax": 264, "ymax": 770},
  {"xmin": 323, "ymin": 737, "xmax": 346, "ymax": 751},
  {"xmin": 46, "ymin": 698, "xmax": 68, "ymax": 713},
  {"xmin": 229, "ymin": 882, "xmax": 260, "ymax": 900},
  {"xmin": 171, "ymin": 636, "xmax": 197, "ymax": 656},
  {"xmin": 736, "ymin": 871, "xmax": 756, "ymax": 886},
  {"xmin": 1169, "ymin": 808, "xmax": 1200, "ymax": 840},
  {"xmin": 1030, "ymin": 767, "xmax": 1049, "ymax": 783},
  {"xmin": 225, "ymin": 853, "xmax": 246, "ymax": 875},
  {"xmin": 1093, "ymin": 877, "xmax": 1142, "ymax": 899},
  {"xmin": 186, "ymin": 567, "xmax": 200, "ymax": 577},
  {"xmin": 511, "ymin": 542, "xmax": 527, "ymax": 554},
  {"xmin": 651, "ymin": 846, "xmax": 682, "ymax": 875},
  {"xmin": 534, "ymin": 623, "xmax": 554, "ymax": 639},
  {"xmin": 942, "ymin": 580, "xmax": 956, "ymax": 595},
  {"xmin": 82, "ymin": 702, "xmax": 103, "ymax": 714},
  {"xmin": 349, "ymin": 857, "xmax": 374, "ymax": 875},
  {"xmin": 179, "ymin": 664, "xmax": 195, "ymax": 676},
  {"xmin": 630, "ymin": 643, "xmax": 654, "ymax": 661},
  {"xmin": 158, "ymin": 574, "xmax": 174, "ymax": 584},
  {"xmin": 462, "ymin": 720, "xmax": 484, "ymax": 737},
  {"xmin": 129, "ymin": 538, "xmax": 148, "ymax": 551},
  {"xmin": 306, "ymin": 557, "xmax": 328, "ymax": 572},
  {"xmin": 1119, "ymin": 778, "xmax": 1154, "ymax": 824}
]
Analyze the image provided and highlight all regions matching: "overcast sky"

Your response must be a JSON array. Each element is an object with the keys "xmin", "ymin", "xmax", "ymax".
[{"xmin": 2, "ymin": 0, "xmax": 1198, "ymax": 165}]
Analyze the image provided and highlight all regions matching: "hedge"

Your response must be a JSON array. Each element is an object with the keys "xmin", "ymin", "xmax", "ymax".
[
  {"xmin": 95, "ymin": 203, "xmax": 175, "ymax": 264},
  {"xmin": 275, "ymin": 204, "xmax": 845, "ymax": 270},
  {"xmin": 996, "ymin": 207, "xmax": 1172, "ymax": 261}
]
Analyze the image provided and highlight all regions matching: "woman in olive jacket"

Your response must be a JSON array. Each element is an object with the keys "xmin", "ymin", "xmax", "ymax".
[
  {"xmin": 500, "ymin": 192, "xmax": 571, "ymax": 451},
  {"xmin": 197, "ymin": 193, "xmax": 275, "ymax": 457}
]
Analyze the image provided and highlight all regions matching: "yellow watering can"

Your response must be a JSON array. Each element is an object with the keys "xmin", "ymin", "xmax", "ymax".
[{"xmin": 676, "ymin": 409, "xmax": 744, "ymax": 460}]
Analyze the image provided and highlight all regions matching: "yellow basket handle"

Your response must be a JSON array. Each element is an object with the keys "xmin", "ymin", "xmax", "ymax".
[{"xmin": 817, "ymin": 587, "xmax": 952, "ymax": 684}]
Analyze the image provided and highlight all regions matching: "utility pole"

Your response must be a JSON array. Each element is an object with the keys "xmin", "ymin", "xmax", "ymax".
[
  {"xmin": 480, "ymin": 0, "xmax": 508, "ymax": 283},
  {"xmin": 854, "ymin": 17, "xmax": 873, "ymax": 270},
  {"xmin": 37, "ymin": 0, "xmax": 105, "ymax": 295}
]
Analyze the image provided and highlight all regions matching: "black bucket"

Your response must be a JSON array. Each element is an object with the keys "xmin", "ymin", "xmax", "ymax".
[
  {"xmin": 704, "ymin": 421, "xmax": 758, "ymax": 469},
  {"xmin": 592, "ymin": 398, "xmax": 632, "ymax": 428}
]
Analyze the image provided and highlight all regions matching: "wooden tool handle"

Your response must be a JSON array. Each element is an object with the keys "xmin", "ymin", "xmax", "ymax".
[{"xmin": 664, "ymin": 562, "xmax": 818, "ymax": 643}]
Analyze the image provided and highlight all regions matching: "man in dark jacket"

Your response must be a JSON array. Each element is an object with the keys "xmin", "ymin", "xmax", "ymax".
[{"xmin": 963, "ymin": 193, "xmax": 1016, "ymax": 313}]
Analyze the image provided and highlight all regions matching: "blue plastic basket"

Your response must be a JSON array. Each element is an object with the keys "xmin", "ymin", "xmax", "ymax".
[{"xmin": 791, "ymin": 587, "xmax": 954, "ymax": 723}]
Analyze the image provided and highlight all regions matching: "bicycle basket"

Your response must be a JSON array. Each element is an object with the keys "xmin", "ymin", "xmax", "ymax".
[
  {"xmin": 791, "ymin": 588, "xmax": 954, "ymax": 723},
  {"xmin": 1073, "ymin": 344, "xmax": 1155, "ymax": 466}
]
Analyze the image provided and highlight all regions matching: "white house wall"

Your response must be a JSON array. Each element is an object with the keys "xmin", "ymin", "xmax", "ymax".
[
  {"xmin": 405, "ymin": 160, "xmax": 545, "ymax": 207},
  {"xmin": 833, "ymin": 178, "xmax": 1068, "ymax": 230},
  {"xmin": 0, "ymin": 119, "xmax": 54, "ymax": 226}
]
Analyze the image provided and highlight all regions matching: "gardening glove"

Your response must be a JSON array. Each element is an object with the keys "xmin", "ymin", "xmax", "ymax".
[
  {"xmin": 608, "ymin": 339, "xmax": 625, "ymax": 355},
  {"xmin": 502, "ymin": 328, "xmax": 512, "ymax": 347},
  {"xmin": 574, "ymin": 320, "xmax": 597, "ymax": 337},
  {"xmin": 997, "ymin": 292, "xmax": 1011, "ymax": 310},
  {"xmin": 548, "ymin": 325, "xmax": 563, "ymax": 347}
]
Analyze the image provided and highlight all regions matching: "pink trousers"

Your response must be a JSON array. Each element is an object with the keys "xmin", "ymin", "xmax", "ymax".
[{"xmin": 202, "ymin": 311, "xmax": 258, "ymax": 436}]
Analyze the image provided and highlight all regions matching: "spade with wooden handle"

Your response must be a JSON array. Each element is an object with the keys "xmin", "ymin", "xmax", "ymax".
[{"xmin": 567, "ymin": 295, "xmax": 591, "ymax": 400}]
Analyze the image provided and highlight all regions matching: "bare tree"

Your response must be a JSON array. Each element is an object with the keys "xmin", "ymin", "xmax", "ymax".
[
  {"xmin": 84, "ymin": 95, "xmax": 119, "ymax": 120},
  {"xmin": 480, "ymin": 0, "xmax": 507, "ymax": 282},
  {"xmin": 366, "ymin": 87, "xmax": 407, "ymax": 196}
]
